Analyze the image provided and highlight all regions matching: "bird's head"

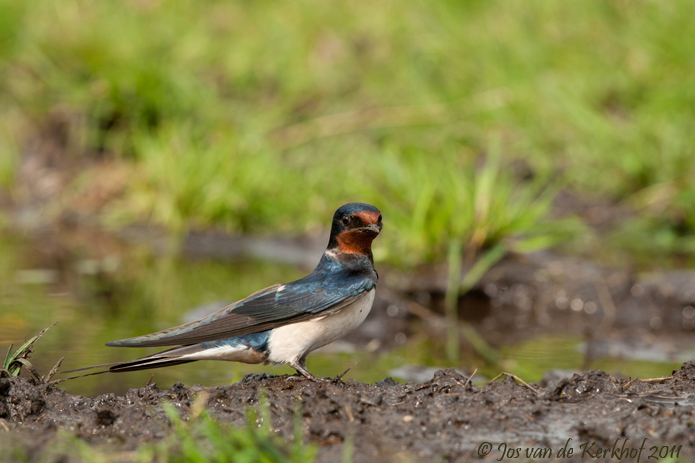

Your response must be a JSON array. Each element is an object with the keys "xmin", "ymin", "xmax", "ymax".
[{"xmin": 327, "ymin": 203, "xmax": 382, "ymax": 256}]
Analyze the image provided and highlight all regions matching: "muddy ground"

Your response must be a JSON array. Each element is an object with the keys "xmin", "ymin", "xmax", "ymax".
[{"xmin": 2, "ymin": 363, "xmax": 695, "ymax": 462}]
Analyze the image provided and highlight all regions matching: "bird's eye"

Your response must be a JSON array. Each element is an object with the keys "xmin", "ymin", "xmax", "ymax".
[{"xmin": 341, "ymin": 215, "xmax": 350, "ymax": 225}]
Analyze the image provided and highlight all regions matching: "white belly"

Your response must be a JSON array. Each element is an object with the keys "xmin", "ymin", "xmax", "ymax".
[{"xmin": 266, "ymin": 289, "xmax": 375, "ymax": 365}]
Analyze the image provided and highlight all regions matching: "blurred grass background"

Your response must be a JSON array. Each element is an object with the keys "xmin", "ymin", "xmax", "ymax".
[
  {"xmin": 1, "ymin": 0, "xmax": 694, "ymax": 264},
  {"xmin": 1, "ymin": 0, "xmax": 695, "ymax": 400}
]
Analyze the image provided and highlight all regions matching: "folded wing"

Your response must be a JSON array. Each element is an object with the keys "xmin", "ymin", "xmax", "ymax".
[{"xmin": 106, "ymin": 272, "xmax": 375, "ymax": 348}]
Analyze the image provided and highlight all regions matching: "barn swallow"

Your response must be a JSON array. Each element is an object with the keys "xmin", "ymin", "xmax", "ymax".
[{"xmin": 66, "ymin": 203, "xmax": 382, "ymax": 381}]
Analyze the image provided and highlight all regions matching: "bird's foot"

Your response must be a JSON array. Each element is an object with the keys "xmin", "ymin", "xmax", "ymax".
[
  {"xmin": 288, "ymin": 361, "xmax": 321, "ymax": 382},
  {"xmin": 287, "ymin": 373, "xmax": 318, "ymax": 382}
]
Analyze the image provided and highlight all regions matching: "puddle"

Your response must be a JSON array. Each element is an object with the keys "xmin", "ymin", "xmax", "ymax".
[
  {"xmin": 1, "ymin": 228, "xmax": 693, "ymax": 398},
  {"xmin": 500, "ymin": 336, "xmax": 684, "ymax": 383},
  {"xmin": 580, "ymin": 339, "xmax": 695, "ymax": 363}
]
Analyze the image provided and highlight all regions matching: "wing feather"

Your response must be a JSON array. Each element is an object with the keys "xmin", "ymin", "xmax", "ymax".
[{"xmin": 106, "ymin": 269, "xmax": 375, "ymax": 348}]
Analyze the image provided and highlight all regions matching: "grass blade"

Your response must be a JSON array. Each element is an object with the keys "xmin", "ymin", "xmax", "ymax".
[
  {"xmin": 1, "ymin": 323, "xmax": 58, "ymax": 379},
  {"xmin": 445, "ymin": 239, "xmax": 463, "ymax": 364}
]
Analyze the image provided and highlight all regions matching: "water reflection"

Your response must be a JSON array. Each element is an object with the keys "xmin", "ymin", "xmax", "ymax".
[
  {"xmin": 1, "ymin": 231, "xmax": 306, "ymax": 395},
  {"xmin": 0, "ymin": 230, "xmax": 688, "ymax": 397}
]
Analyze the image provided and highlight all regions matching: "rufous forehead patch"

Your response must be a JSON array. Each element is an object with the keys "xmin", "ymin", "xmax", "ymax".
[{"xmin": 354, "ymin": 210, "xmax": 380, "ymax": 224}]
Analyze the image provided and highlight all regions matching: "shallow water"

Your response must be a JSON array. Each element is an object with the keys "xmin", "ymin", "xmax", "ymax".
[{"xmin": 0, "ymin": 230, "xmax": 685, "ymax": 397}]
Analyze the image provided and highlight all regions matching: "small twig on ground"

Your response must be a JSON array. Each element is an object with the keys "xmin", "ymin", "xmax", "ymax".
[
  {"xmin": 146, "ymin": 373, "xmax": 156, "ymax": 387},
  {"xmin": 641, "ymin": 376, "xmax": 673, "ymax": 383},
  {"xmin": 488, "ymin": 372, "xmax": 540, "ymax": 396},
  {"xmin": 452, "ymin": 368, "xmax": 478, "ymax": 390},
  {"xmin": 622, "ymin": 377, "xmax": 639, "ymax": 392},
  {"xmin": 463, "ymin": 368, "xmax": 478, "ymax": 390},
  {"xmin": 335, "ymin": 363, "xmax": 357, "ymax": 382}
]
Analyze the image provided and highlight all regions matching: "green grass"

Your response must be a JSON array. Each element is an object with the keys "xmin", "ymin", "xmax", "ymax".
[
  {"xmin": 1, "ymin": 0, "xmax": 694, "ymax": 262},
  {"xmin": 143, "ymin": 393, "xmax": 318, "ymax": 463},
  {"xmin": 1, "ymin": 323, "xmax": 57, "ymax": 380}
]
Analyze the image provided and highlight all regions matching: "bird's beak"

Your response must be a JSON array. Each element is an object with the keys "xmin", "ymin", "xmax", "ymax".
[{"xmin": 361, "ymin": 223, "xmax": 382, "ymax": 234}]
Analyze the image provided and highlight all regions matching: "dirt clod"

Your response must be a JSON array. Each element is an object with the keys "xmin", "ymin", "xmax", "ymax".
[{"xmin": 3, "ymin": 363, "xmax": 695, "ymax": 462}]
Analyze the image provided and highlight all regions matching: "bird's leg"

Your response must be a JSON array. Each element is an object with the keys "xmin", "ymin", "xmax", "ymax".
[{"xmin": 289, "ymin": 356, "xmax": 319, "ymax": 382}]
